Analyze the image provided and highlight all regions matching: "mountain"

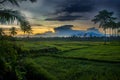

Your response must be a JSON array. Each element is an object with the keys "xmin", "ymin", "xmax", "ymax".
[
  {"xmin": 85, "ymin": 27, "xmax": 104, "ymax": 37},
  {"xmin": 34, "ymin": 25, "xmax": 104, "ymax": 37}
]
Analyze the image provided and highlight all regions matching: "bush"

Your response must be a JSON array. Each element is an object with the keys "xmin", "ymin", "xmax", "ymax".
[
  {"xmin": 0, "ymin": 40, "xmax": 26, "ymax": 80},
  {"xmin": 0, "ymin": 41, "xmax": 18, "ymax": 80}
]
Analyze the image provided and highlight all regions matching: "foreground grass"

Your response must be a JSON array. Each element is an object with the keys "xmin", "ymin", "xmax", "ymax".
[{"xmin": 32, "ymin": 56, "xmax": 120, "ymax": 80}]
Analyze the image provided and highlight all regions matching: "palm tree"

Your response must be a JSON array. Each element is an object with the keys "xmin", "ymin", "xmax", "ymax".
[
  {"xmin": 105, "ymin": 20, "xmax": 116, "ymax": 37},
  {"xmin": 20, "ymin": 22, "xmax": 32, "ymax": 37},
  {"xmin": 0, "ymin": 28, "xmax": 5, "ymax": 36},
  {"xmin": 118, "ymin": 29, "xmax": 120, "ymax": 37},
  {"xmin": 27, "ymin": 29, "xmax": 33, "ymax": 38},
  {"xmin": 0, "ymin": 0, "xmax": 36, "ymax": 30},
  {"xmin": 9, "ymin": 27, "xmax": 17, "ymax": 37},
  {"xmin": 116, "ymin": 22, "xmax": 120, "ymax": 37},
  {"xmin": 0, "ymin": 1, "xmax": 37, "ymax": 80},
  {"xmin": 0, "ymin": 0, "xmax": 36, "ymax": 6},
  {"xmin": 92, "ymin": 10, "xmax": 116, "ymax": 44}
]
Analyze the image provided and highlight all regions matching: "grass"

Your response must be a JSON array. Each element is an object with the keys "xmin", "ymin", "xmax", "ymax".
[
  {"xmin": 32, "ymin": 56, "xmax": 120, "ymax": 80},
  {"xmin": 17, "ymin": 41, "xmax": 120, "ymax": 80},
  {"xmin": 61, "ymin": 44, "xmax": 120, "ymax": 61},
  {"xmin": 23, "ymin": 58, "xmax": 57, "ymax": 80},
  {"xmin": 19, "ymin": 41, "xmax": 120, "ymax": 62}
]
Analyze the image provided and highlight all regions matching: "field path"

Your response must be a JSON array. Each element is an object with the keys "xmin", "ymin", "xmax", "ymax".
[{"xmin": 39, "ymin": 55, "xmax": 120, "ymax": 64}]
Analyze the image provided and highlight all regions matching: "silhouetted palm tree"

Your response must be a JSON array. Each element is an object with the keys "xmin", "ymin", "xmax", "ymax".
[
  {"xmin": 0, "ymin": 0, "xmax": 36, "ymax": 30},
  {"xmin": 20, "ymin": 22, "xmax": 32, "ymax": 37},
  {"xmin": 104, "ymin": 20, "xmax": 116, "ymax": 37},
  {"xmin": 9, "ymin": 27, "xmax": 17, "ymax": 37},
  {"xmin": 0, "ymin": 28, "xmax": 5, "ymax": 36},
  {"xmin": 0, "ymin": 0, "xmax": 36, "ymax": 6},
  {"xmin": 92, "ymin": 10, "xmax": 116, "ymax": 44},
  {"xmin": 27, "ymin": 29, "xmax": 33, "ymax": 38},
  {"xmin": 116, "ymin": 22, "xmax": 120, "ymax": 37},
  {"xmin": 0, "ymin": 1, "xmax": 37, "ymax": 80},
  {"xmin": 118, "ymin": 29, "xmax": 120, "ymax": 37}
]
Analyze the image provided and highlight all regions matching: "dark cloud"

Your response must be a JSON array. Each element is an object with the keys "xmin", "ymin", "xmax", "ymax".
[
  {"xmin": 55, "ymin": 0, "xmax": 94, "ymax": 14},
  {"xmin": 45, "ymin": 0, "xmax": 120, "ymax": 21},
  {"xmin": 45, "ymin": 0, "xmax": 94, "ymax": 21},
  {"xmin": 7, "ymin": 0, "xmax": 120, "ymax": 21},
  {"xmin": 45, "ymin": 14, "xmax": 89, "ymax": 21},
  {"xmin": 90, "ymin": 0, "xmax": 120, "ymax": 19},
  {"xmin": 110, "ymin": 0, "xmax": 120, "ymax": 18},
  {"xmin": 54, "ymin": 25, "xmax": 74, "ymax": 31},
  {"xmin": 31, "ymin": 24, "xmax": 43, "ymax": 26}
]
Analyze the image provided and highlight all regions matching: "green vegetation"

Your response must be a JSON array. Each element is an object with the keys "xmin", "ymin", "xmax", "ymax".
[
  {"xmin": 9, "ymin": 27, "xmax": 17, "ymax": 37},
  {"xmin": 13, "ymin": 40, "xmax": 120, "ymax": 80},
  {"xmin": 0, "ymin": 39, "xmax": 120, "ymax": 80},
  {"xmin": 33, "ymin": 56, "xmax": 120, "ymax": 80},
  {"xmin": 0, "ymin": 40, "xmax": 57, "ymax": 80},
  {"xmin": 21, "ymin": 41, "xmax": 120, "ymax": 62},
  {"xmin": 0, "ymin": 1, "xmax": 120, "ymax": 79},
  {"xmin": 23, "ymin": 58, "xmax": 57, "ymax": 80}
]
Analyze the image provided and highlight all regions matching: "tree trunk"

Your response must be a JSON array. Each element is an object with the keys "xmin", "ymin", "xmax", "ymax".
[
  {"xmin": 104, "ymin": 29, "xmax": 107, "ymax": 45},
  {"xmin": 117, "ymin": 28, "xmax": 118, "ymax": 37}
]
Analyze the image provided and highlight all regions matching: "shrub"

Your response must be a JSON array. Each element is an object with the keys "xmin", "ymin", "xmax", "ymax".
[{"xmin": 0, "ymin": 40, "xmax": 26, "ymax": 80}]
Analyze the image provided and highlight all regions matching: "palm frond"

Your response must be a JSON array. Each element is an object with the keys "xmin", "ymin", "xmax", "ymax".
[
  {"xmin": 9, "ymin": 27, "xmax": 17, "ymax": 36},
  {"xmin": 0, "ymin": 9, "xmax": 31, "ymax": 30},
  {"xmin": 0, "ymin": 28, "xmax": 5, "ymax": 36},
  {"xmin": 0, "ymin": 0, "xmax": 36, "ymax": 6}
]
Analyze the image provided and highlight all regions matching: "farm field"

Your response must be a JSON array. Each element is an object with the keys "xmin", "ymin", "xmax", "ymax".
[
  {"xmin": 20, "ymin": 41, "xmax": 120, "ymax": 61},
  {"xmin": 18, "ymin": 41, "xmax": 120, "ymax": 80}
]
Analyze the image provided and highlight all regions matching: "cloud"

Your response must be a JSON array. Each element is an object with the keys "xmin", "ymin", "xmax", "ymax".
[
  {"xmin": 54, "ymin": 25, "xmax": 74, "ymax": 31},
  {"xmin": 31, "ymin": 24, "xmax": 43, "ymax": 26},
  {"xmin": 45, "ymin": 0, "xmax": 120, "ymax": 21},
  {"xmin": 45, "ymin": 14, "xmax": 89, "ymax": 21},
  {"xmin": 55, "ymin": 0, "xmax": 94, "ymax": 14},
  {"xmin": 45, "ymin": 0, "xmax": 94, "ymax": 21},
  {"xmin": 93, "ymin": 0, "xmax": 120, "ymax": 18},
  {"xmin": 6, "ymin": 0, "xmax": 120, "ymax": 22}
]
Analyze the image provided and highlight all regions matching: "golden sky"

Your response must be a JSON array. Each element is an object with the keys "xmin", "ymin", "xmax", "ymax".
[{"xmin": 0, "ymin": 23, "xmax": 108, "ymax": 36}]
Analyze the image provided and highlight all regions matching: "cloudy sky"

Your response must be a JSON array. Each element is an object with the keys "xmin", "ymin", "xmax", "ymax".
[{"xmin": 2, "ymin": 0, "xmax": 120, "ymax": 34}]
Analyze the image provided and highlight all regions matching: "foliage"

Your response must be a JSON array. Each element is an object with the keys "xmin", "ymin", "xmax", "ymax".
[
  {"xmin": 0, "ymin": 0, "xmax": 36, "ymax": 6},
  {"xmin": 0, "ymin": 0, "xmax": 36, "ymax": 34},
  {"xmin": 0, "ymin": 9, "xmax": 31, "ymax": 31},
  {"xmin": 92, "ymin": 10, "xmax": 116, "ymax": 29},
  {"xmin": 9, "ymin": 27, "xmax": 17, "ymax": 36},
  {"xmin": 0, "ymin": 41, "xmax": 22, "ymax": 80},
  {"xmin": 92, "ymin": 10, "xmax": 117, "ymax": 44},
  {"xmin": 0, "ymin": 28, "xmax": 5, "ymax": 36},
  {"xmin": 0, "ymin": 40, "xmax": 31, "ymax": 80},
  {"xmin": 0, "ymin": 40, "xmax": 58, "ymax": 80}
]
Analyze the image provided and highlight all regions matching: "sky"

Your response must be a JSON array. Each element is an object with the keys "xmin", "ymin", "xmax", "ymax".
[{"xmin": 1, "ymin": 0, "xmax": 120, "ymax": 34}]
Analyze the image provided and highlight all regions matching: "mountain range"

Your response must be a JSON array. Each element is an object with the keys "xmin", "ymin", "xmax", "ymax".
[{"xmin": 35, "ymin": 25, "xmax": 104, "ymax": 37}]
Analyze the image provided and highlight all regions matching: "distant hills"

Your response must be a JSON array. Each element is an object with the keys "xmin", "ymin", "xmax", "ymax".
[{"xmin": 35, "ymin": 25, "xmax": 104, "ymax": 37}]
